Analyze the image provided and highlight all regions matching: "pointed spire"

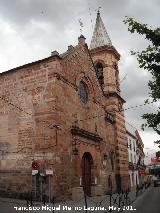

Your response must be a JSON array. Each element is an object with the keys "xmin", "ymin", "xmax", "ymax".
[{"xmin": 90, "ymin": 11, "xmax": 112, "ymax": 49}]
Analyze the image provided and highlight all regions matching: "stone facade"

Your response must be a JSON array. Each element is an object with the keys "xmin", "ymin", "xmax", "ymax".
[{"xmin": 0, "ymin": 15, "xmax": 129, "ymax": 201}]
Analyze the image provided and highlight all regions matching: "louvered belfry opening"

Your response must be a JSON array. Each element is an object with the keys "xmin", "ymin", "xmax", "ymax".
[{"xmin": 95, "ymin": 62, "xmax": 104, "ymax": 86}]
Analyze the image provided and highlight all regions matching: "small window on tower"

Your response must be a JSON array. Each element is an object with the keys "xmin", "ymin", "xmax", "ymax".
[{"xmin": 95, "ymin": 63, "xmax": 104, "ymax": 86}]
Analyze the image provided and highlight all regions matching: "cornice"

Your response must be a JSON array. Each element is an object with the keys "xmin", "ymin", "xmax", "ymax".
[
  {"xmin": 90, "ymin": 45, "xmax": 120, "ymax": 60},
  {"xmin": 104, "ymin": 91, "xmax": 126, "ymax": 103},
  {"xmin": 71, "ymin": 126, "xmax": 102, "ymax": 143}
]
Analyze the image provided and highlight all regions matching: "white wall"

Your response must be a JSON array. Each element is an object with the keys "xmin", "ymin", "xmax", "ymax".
[{"xmin": 127, "ymin": 133, "xmax": 139, "ymax": 188}]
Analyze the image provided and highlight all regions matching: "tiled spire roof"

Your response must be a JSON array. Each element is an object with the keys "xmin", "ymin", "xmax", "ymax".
[{"xmin": 90, "ymin": 11, "xmax": 112, "ymax": 49}]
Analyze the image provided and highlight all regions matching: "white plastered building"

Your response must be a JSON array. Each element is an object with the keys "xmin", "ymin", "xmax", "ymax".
[{"xmin": 126, "ymin": 122, "xmax": 139, "ymax": 189}]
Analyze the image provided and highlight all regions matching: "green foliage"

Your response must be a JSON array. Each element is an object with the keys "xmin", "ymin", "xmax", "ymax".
[
  {"xmin": 154, "ymin": 140, "xmax": 160, "ymax": 144},
  {"xmin": 124, "ymin": 17, "xmax": 160, "ymax": 136}
]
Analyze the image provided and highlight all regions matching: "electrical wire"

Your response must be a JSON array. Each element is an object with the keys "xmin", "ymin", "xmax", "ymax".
[
  {"xmin": 0, "ymin": 95, "xmax": 32, "ymax": 116},
  {"xmin": 120, "ymin": 74, "xmax": 127, "ymax": 83},
  {"xmin": 122, "ymin": 101, "xmax": 155, "ymax": 112},
  {"xmin": 0, "ymin": 92, "xmax": 156, "ymax": 124}
]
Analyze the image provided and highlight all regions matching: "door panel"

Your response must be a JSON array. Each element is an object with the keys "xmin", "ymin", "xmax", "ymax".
[{"xmin": 82, "ymin": 154, "xmax": 91, "ymax": 196}]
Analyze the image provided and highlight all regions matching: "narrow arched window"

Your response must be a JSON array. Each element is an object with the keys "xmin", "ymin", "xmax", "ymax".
[
  {"xmin": 95, "ymin": 63, "xmax": 104, "ymax": 86},
  {"xmin": 79, "ymin": 81, "xmax": 88, "ymax": 104}
]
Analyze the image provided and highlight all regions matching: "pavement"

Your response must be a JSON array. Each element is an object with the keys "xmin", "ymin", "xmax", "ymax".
[
  {"xmin": 0, "ymin": 187, "xmax": 154, "ymax": 213},
  {"xmin": 124, "ymin": 186, "xmax": 160, "ymax": 213}
]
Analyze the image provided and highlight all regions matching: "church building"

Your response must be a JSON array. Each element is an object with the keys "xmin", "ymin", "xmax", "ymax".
[{"xmin": 0, "ymin": 11, "xmax": 129, "ymax": 201}]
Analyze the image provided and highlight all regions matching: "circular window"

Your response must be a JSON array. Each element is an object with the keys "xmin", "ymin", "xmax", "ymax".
[{"xmin": 79, "ymin": 81, "xmax": 88, "ymax": 104}]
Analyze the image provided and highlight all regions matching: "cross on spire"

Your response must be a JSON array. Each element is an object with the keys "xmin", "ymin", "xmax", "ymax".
[
  {"xmin": 96, "ymin": 6, "xmax": 101, "ymax": 14},
  {"xmin": 90, "ymin": 10, "xmax": 112, "ymax": 49}
]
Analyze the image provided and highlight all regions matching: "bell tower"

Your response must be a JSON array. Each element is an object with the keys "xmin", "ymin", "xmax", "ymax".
[
  {"xmin": 90, "ymin": 11, "xmax": 129, "ymax": 191},
  {"xmin": 90, "ymin": 10, "xmax": 120, "ymax": 95}
]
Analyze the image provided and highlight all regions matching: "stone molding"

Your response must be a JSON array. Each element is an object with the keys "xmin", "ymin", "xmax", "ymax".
[{"xmin": 71, "ymin": 126, "xmax": 102, "ymax": 143}]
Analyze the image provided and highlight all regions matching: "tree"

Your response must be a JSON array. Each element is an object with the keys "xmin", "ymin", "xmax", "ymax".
[{"xmin": 123, "ymin": 17, "xmax": 160, "ymax": 142}]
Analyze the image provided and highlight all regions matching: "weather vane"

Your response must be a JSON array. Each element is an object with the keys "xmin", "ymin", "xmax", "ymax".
[
  {"xmin": 78, "ymin": 19, "xmax": 84, "ymax": 34},
  {"xmin": 96, "ymin": 6, "xmax": 101, "ymax": 14}
]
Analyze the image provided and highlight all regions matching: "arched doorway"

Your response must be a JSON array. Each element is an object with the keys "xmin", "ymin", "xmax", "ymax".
[{"xmin": 81, "ymin": 152, "xmax": 93, "ymax": 196}]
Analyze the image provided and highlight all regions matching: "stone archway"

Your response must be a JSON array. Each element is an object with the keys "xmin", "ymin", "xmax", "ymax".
[{"xmin": 81, "ymin": 152, "xmax": 93, "ymax": 196}]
